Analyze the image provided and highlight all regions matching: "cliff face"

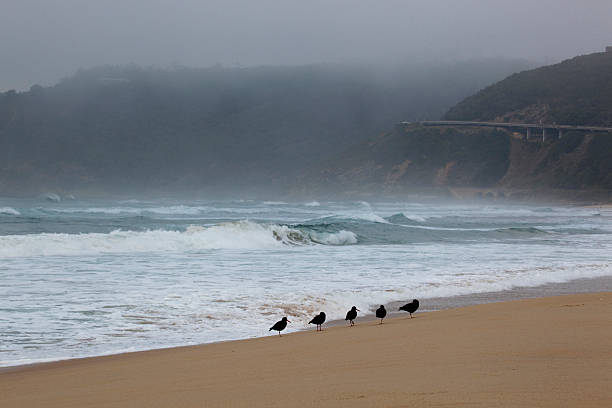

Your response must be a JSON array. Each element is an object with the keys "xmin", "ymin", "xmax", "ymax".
[
  {"xmin": 296, "ymin": 126, "xmax": 612, "ymax": 199},
  {"xmin": 500, "ymin": 133, "xmax": 612, "ymax": 190},
  {"xmin": 296, "ymin": 126, "xmax": 511, "ymax": 195}
]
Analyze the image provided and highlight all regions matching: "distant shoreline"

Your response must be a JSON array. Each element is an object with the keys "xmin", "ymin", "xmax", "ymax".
[{"xmin": 1, "ymin": 187, "xmax": 611, "ymax": 206}]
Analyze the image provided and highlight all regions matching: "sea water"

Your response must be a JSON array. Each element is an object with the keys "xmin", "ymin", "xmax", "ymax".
[{"xmin": 1, "ymin": 198, "xmax": 611, "ymax": 367}]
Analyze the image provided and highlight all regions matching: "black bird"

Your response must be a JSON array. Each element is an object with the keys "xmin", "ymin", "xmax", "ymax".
[
  {"xmin": 399, "ymin": 299, "xmax": 420, "ymax": 318},
  {"xmin": 376, "ymin": 305, "xmax": 387, "ymax": 324},
  {"xmin": 345, "ymin": 306, "xmax": 360, "ymax": 326},
  {"xmin": 309, "ymin": 312, "xmax": 326, "ymax": 331},
  {"xmin": 269, "ymin": 316, "xmax": 291, "ymax": 336}
]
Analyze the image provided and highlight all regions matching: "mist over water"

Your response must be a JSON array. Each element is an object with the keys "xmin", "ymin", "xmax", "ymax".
[{"xmin": 1, "ymin": 197, "xmax": 611, "ymax": 367}]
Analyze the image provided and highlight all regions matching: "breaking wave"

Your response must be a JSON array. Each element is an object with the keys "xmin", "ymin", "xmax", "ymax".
[
  {"xmin": 0, "ymin": 207, "xmax": 20, "ymax": 216},
  {"xmin": 314, "ymin": 213, "xmax": 390, "ymax": 224},
  {"xmin": 0, "ymin": 221, "xmax": 357, "ymax": 258},
  {"xmin": 40, "ymin": 205, "xmax": 208, "ymax": 216},
  {"xmin": 2, "ymin": 199, "xmax": 612, "ymax": 368},
  {"xmin": 385, "ymin": 213, "xmax": 426, "ymax": 224}
]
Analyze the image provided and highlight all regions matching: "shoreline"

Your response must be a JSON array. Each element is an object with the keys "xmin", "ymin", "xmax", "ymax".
[
  {"xmin": 2, "ymin": 275, "xmax": 612, "ymax": 372},
  {"xmin": 2, "ymin": 291, "xmax": 611, "ymax": 407}
]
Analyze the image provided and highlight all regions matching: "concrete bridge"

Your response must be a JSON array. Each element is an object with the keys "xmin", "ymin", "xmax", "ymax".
[{"xmin": 399, "ymin": 120, "xmax": 612, "ymax": 142}]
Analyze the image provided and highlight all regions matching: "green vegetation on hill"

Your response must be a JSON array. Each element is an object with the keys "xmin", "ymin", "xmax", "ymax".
[{"xmin": 445, "ymin": 51, "xmax": 612, "ymax": 126}]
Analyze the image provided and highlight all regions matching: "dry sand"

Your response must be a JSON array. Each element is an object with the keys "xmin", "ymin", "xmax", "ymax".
[{"xmin": 2, "ymin": 292, "xmax": 611, "ymax": 407}]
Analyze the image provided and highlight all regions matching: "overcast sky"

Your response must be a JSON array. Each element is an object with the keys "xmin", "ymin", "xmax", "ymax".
[{"xmin": 2, "ymin": 0, "xmax": 612, "ymax": 91}]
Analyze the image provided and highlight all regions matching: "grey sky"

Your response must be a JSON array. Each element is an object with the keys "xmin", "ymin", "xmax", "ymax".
[{"xmin": 2, "ymin": 0, "xmax": 612, "ymax": 91}]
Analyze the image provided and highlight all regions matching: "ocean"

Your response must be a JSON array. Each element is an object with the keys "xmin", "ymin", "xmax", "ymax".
[{"xmin": 1, "ymin": 197, "xmax": 611, "ymax": 367}]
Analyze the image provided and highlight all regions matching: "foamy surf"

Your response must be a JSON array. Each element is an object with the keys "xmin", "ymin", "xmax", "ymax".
[
  {"xmin": 0, "ymin": 207, "xmax": 20, "ymax": 216},
  {"xmin": 1, "ymin": 199, "xmax": 611, "ymax": 368},
  {"xmin": 0, "ymin": 220, "xmax": 358, "ymax": 258},
  {"xmin": 41, "ymin": 205, "xmax": 210, "ymax": 215}
]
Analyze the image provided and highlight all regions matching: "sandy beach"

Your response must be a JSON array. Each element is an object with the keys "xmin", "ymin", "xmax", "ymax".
[{"xmin": 2, "ymin": 292, "xmax": 611, "ymax": 407}]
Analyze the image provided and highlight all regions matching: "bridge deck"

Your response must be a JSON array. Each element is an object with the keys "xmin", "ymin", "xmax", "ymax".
[{"xmin": 402, "ymin": 121, "xmax": 612, "ymax": 133}]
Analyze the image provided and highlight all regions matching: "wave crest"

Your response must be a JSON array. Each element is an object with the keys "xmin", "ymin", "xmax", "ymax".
[
  {"xmin": 0, "ymin": 221, "xmax": 357, "ymax": 258},
  {"xmin": 0, "ymin": 207, "xmax": 20, "ymax": 216}
]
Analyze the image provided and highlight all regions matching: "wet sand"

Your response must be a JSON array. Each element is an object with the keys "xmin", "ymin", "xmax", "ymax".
[{"xmin": 2, "ymin": 291, "xmax": 611, "ymax": 407}]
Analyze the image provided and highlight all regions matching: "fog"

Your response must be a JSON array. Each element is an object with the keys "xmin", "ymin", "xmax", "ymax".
[{"xmin": 2, "ymin": 0, "xmax": 612, "ymax": 91}]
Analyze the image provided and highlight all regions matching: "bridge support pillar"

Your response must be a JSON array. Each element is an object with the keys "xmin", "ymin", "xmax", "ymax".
[
  {"xmin": 542, "ymin": 127, "xmax": 546, "ymax": 142},
  {"xmin": 558, "ymin": 129, "xmax": 563, "ymax": 139},
  {"xmin": 526, "ymin": 127, "xmax": 531, "ymax": 140}
]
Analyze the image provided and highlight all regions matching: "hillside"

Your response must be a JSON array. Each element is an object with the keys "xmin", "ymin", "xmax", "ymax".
[
  {"xmin": 445, "ymin": 50, "xmax": 612, "ymax": 125},
  {"xmin": 0, "ymin": 60, "xmax": 530, "ymax": 196},
  {"xmin": 294, "ymin": 126, "xmax": 511, "ymax": 196},
  {"xmin": 297, "ymin": 51, "xmax": 612, "ymax": 201}
]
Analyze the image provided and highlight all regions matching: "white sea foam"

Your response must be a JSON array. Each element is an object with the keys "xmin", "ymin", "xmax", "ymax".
[
  {"xmin": 46, "ymin": 205, "xmax": 209, "ymax": 215},
  {"xmin": 2, "ymin": 200, "xmax": 612, "ymax": 368},
  {"xmin": 304, "ymin": 201, "xmax": 321, "ymax": 207},
  {"xmin": 46, "ymin": 207, "xmax": 142, "ymax": 215},
  {"xmin": 401, "ymin": 213, "xmax": 427, "ymax": 223},
  {"xmin": 43, "ymin": 204, "xmax": 307, "ymax": 216},
  {"xmin": 147, "ymin": 205, "xmax": 206, "ymax": 215},
  {"xmin": 263, "ymin": 201, "xmax": 288, "ymax": 205},
  {"xmin": 42, "ymin": 193, "xmax": 61, "ymax": 202},
  {"xmin": 344, "ymin": 213, "xmax": 390, "ymax": 224},
  {"xmin": 310, "ymin": 230, "xmax": 358, "ymax": 245},
  {"xmin": 0, "ymin": 207, "xmax": 20, "ymax": 216},
  {"xmin": 0, "ymin": 221, "xmax": 358, "ymax": 258}
]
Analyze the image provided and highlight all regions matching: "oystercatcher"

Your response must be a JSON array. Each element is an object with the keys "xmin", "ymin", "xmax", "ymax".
[
  {"xmin": 376, "ymin": 305, "xmax": 387, "ymax": 324},
  {"xmin": 399, "ymin": 299, "xmax": 419, "ymax": 318},
  {"xmin": 269, "ymin": 317, "xmax": 290, "ymax": 336},
  {"xmin": 309, "ymin": 312, "xmax": 326, "ymax": 331},
  {"xmin": 345, "ymin": 306, "xmax": 360, "ymax": 326}
]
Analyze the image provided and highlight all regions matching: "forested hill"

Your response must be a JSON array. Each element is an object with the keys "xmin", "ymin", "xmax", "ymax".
[
  {"xmin": 445, "ymin": 50, "xmax": 612, "ymax": 125},
  {"xmin": 0, "ymin": 60, "xmax": 530, "ymax": 196}
]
